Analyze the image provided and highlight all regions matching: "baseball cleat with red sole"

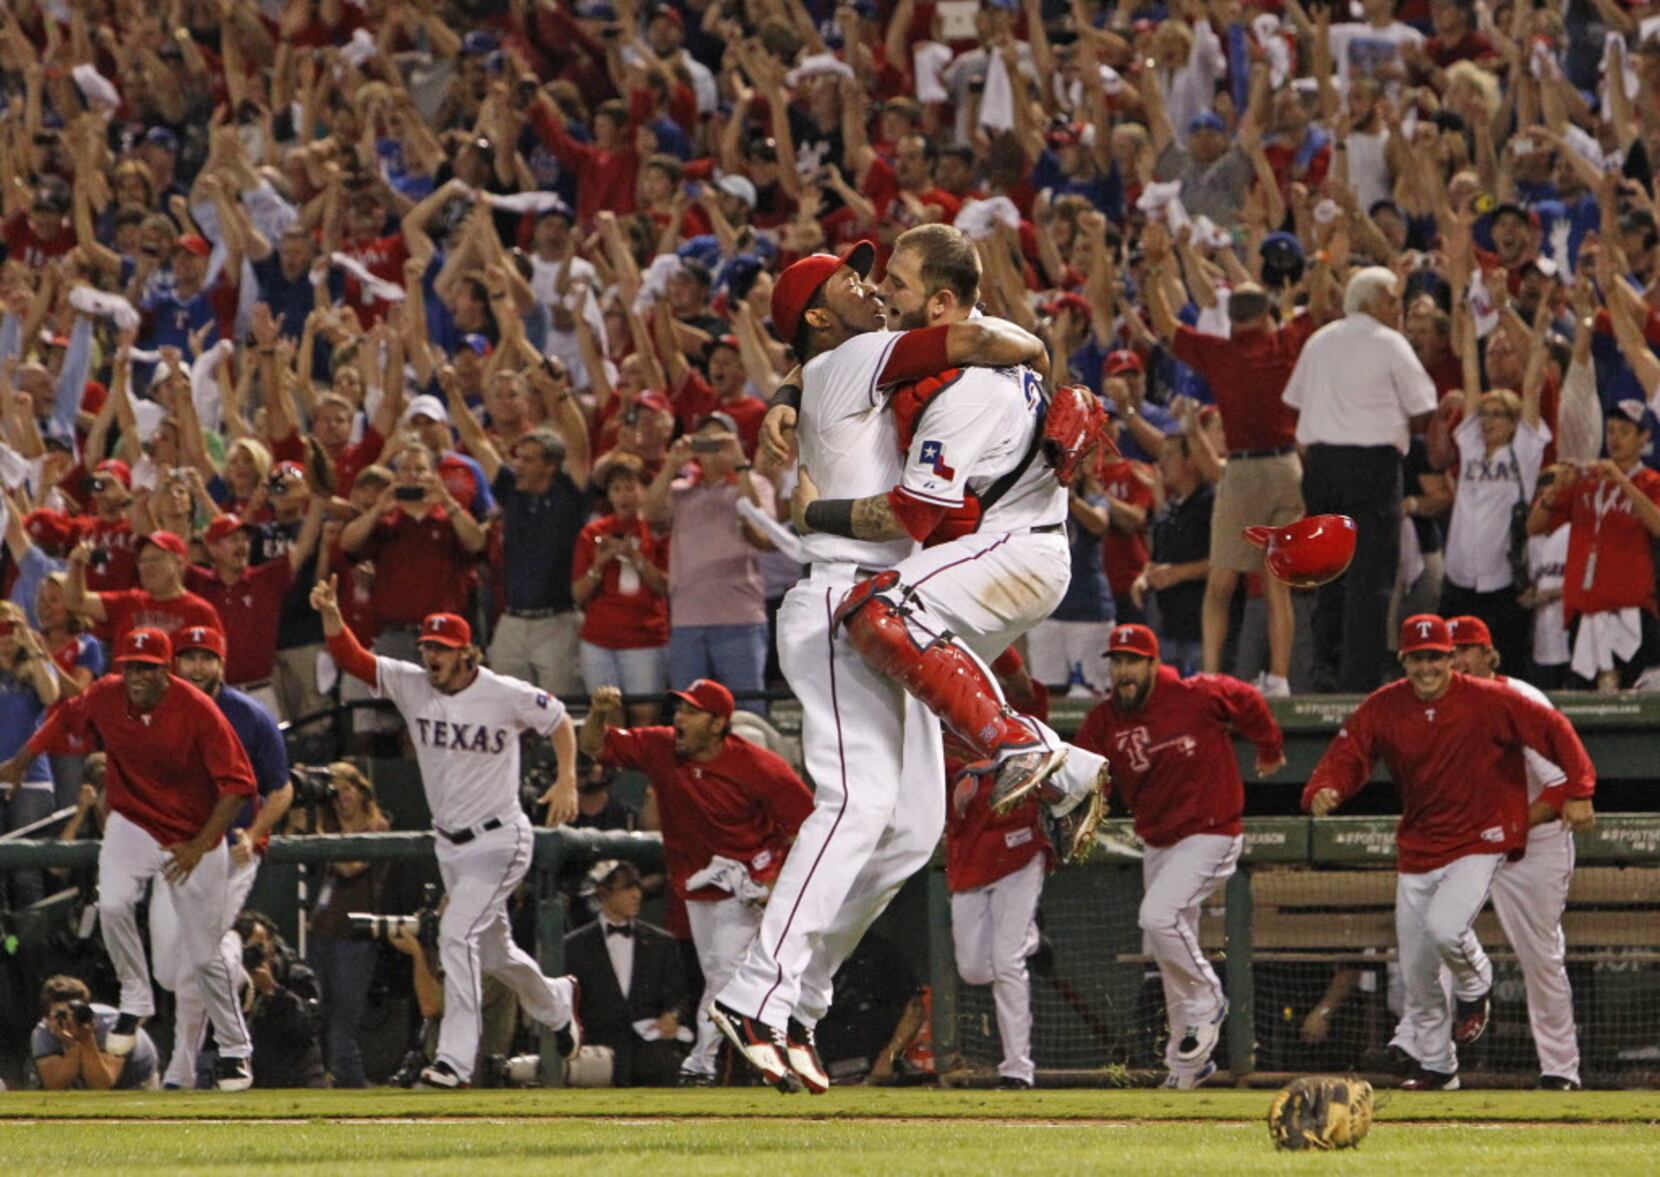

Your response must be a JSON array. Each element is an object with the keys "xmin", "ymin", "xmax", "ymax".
[
  {"xmin": 710, "ymin": 1001, "xmax": 801, "ymax": 1093},
  {"xmin": 786, "ymin": 1018, "xmax": 830, "ymax": 1094},
  {"xmin": 987, "ymin": 747, "xmax": 1069, "ymax": 814},
  {"xmin": 554, "ymin": 975, "xmax": 584, "ymax": 1060},
  {"xmin": 1452, "ymin": 992, "xmax": 1490, "ymax": 1045}
]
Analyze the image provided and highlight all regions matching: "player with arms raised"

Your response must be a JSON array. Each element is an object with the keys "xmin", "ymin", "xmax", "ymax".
[
  {"xmin": 1303, "ymin": 614, "xmax": 1595, "ymax": 1090},
  {"xmin": 311, "ymin": 577, "xmax": 584, "ymax": 1090}
]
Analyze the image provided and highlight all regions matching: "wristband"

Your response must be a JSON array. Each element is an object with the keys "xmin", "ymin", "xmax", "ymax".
[
  {"xmin": 803, "ymin": 498, "xmax": 857, "ymax": 538},
  {"xmin": 769, "ymin": 383, "xmax": 803, "ymax": 412},
  {"xmin": 735, "ymin": 463, "xmax": 753, "ymax": 473}
]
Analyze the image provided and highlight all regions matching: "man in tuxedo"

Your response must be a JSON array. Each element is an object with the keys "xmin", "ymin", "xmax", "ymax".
[{"xmin": 562, "ymin": 861, "xmax": 689, "ymax": 1086}]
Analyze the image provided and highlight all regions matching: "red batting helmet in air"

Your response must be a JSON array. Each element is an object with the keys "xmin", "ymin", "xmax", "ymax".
[{"xmin": 1243, "ymin": 514, "xmax": 1358, "ymax": 588}]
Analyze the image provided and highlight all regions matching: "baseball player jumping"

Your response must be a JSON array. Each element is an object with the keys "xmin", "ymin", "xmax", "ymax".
[
  {"xmin": 712, "ymin": 244, "xmax": 1048, "ymax": 1092},
  {"xmin": 311, "ymin": 577, "xmax": 584, "ymax": 1089},
  {"xmin": 1303, "ymin": 614, "xmax": 1596, "ymax": 1090},
  {"xmin": 1074, "ymin": 624, "xmax": 1286, "ymax": 1089},
  {"xmin": 0, "ymin": 627, "xmax": 259, "ymax": 1091},
  {"xmin": 1441, "ymin": 615, "xmax": 1582, "ymax": 1089},
  {"xmin": 777, "ymin": 225, "xmax": 1109, "ymax": 852}
]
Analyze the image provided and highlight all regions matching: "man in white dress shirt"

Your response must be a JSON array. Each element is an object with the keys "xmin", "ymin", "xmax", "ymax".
[{"xmin": 1283, "ymin": 267, "xmax": 1437, "ymax": 691}]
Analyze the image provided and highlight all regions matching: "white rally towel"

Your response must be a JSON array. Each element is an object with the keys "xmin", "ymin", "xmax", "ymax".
[
  {"xmin": 1252, "ymin": 14, "xmax": 1293, "ymax": 87},
  {"xmin": 68, "ymin": 285, "xmax": 142, "ymax": 333},
  {"xmin": 1136, "ymin": 180, "xmax": 1192, "ymax": 236},
  {"xmin": 192, "ymin": 339, "xmax": 236, "ymax": 435},
  {"xmin": 683, "ymin": 855, "xmax": 772, "ymax": 904},
  {"xmin": 1466, "ymin": 270, "xmax": 1500, "ymax": 338},
  {"xmin": 326, "ymin": 253, "xmax": 406, "ymax": 304},
  {"xmin": 0, "ymin": 441, "xmax": 32, "ymax": 491},
  {"xmin": 71, "ymin": 64, "xmax": 122, "ymax": 113},
  {"xmin": 978, "ymin": 50, "xmax": 1016, "ymax": 132},
  {"xmin": 1571, "ymin": 607, "xmax": 1642, "ymax": 680},
  {"xmin": 953, "ymin": 195, "xmax": 1020, "ymax": 240},
  {"xmin": 340, "ymin": 27, "xmax": 378, "ymax": 69},
  {"xmin": 482, "ymin": 190, "xmax": 570, "ymax": 215},
  {"xmin": 631, "ymin": 253, "xmax": 682, "ymax": 316},
  {"xmin": 785, "ymin": 52, "xmax": 855, "ymax": 88},
  {"xmin": 913, "ymin": 41, "xmax": 954, "ymax": 104}
]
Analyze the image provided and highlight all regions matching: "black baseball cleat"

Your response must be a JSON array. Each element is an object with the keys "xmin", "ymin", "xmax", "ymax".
[
  {"xmin": 418, "ymin": 1059, "xmax": 468, "ymax": 1089},
  {"xmin": 1400, "ymin": 1067, "xmax": 1460, "ymax": 1091},
  {"xmin": 1358, "ymin": 1044, "xmax": 1418, "ymax": 1076},
  {"xmin": 1537, "ymin": 1075, "xmax": 1581, "ymax": 1091},
  {"xmin": 785, "ymin": 1018, "xmax": 830, "ymax": 1094},
  {"xmin": 677, "ymin": 1070, "xmax": 718, "ymax": 1087},
  {"xmin": 106, "ymin": 1012, "xmax": 143, "ymax": 1057},
  {"xmin": 996, "ymin": 1076, "xmax": 1034, "ymax": 1090},
  {"xmin": 709, "ymin": 1001, "xmax": 801, "ymax": 1093},
  {"xmin": 1452, "ymin": 992, "xmax": 1491, "ymax": 1045},
  {"xmin": 214, "ymin": 1055, "xmax": 254, "ymax": 1092},
  {"xmin": 553, "ymin": 976, "xmax": 583, "ymax": 1060}
]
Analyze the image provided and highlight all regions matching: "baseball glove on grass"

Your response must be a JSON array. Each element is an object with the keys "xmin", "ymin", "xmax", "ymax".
[{"xmin": 1267, "ymin": 1076, "xmax": 1375, "ymax": 1150}]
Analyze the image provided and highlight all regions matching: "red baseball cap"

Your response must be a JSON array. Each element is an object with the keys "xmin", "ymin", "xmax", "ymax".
[
  {"xmin": 174, "ymin": 625, "xmax": 227, "ymax": 660},
  {"xmin": 1448, "ymin": 615, "xmax": 1493, "ymax": 648},
  {"xmin": 770, "ymin": 241, "xmax": 875, "ymax": 345},
  {"xmin": 138, "ymin": 530, "xmax": 188, "ymax": 559},
  {"xmin": 1104, "ymin": 350, "xmax": 1145, "ymax": 376},
  {"xmin": 1042, "ymin": 292, "xmax": 1092, "ymax": 320},
  {"xmin": 671, "ymin": 677, "xmax": 734, "ymax": 720},
  {"xmin": 1400, "ymin": 614, "xmax": 1454, "ymax": 655},
  {"xmin": 636, "ymin": 391, "xmax": 674, "ymax": 417},
  {"xmin": 1243, "ymin": 514, "xmax": 1357, "ymax": 589},
  {"xmin": 24, "ymin": 509, "xmax": 76, "ymax": 549},
  {"xmin": 95, "ymin": 459, "xmax": 132, "ymax": 489},
  {"xmin": 203, "ymin": 514, "xmax": 252, "ymax": 545},
  {"xmin": 1107, "ymin": 623, "xmax": 1160, "ymax": 660},
  {"xmin": 175, "ymin": 233, "xmax": 212, "ymax": 258},
  {"xmin": 115, "ymin": 627, "xmax": 172, "ymax": 665},
  {"xmin": 418, "ymin": 612, "xmax": 472, "ymax": 649}
]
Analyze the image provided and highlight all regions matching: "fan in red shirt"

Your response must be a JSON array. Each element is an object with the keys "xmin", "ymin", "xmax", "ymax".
[
  {"xmin": 944, "ymin": 648, "xmax": 1052, "ymax": 1091},
  {"xmin": 72, "ymin": 459, "xmax": 142, "ymax": 592},
  {"xmin": 528, "ymin": 92, "xmax": 639, "ymax": 225},
  {"xmin": 1096, "ymin": 404, "xmax": 1156, "ymax": 623},
  {"xmin": 1302, "ymin": 614, "xmax": 1595, "ymax": 1090},
  {"xmin": 1074, "ymin": 624, "xmax": 1285, "ymax": 1089},
  {"xmin": 68, "ymin": 532, "xmax": 223, "ymax": 645},
  {"xmin": 580, "ymin": 678, "xmax": 814, "ymax": 1087},
  {"xmin": 2, "ymin": 626, "xmax": 258, "ymax": 1089},
  {"xmin": 1529, "ymin": 403, "xmax": 1660, "ymax": 689}
]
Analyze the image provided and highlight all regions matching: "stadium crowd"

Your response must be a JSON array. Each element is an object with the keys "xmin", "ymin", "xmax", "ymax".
[{"xmin": 1, "ymin": 0, "xmax": 1659, "ymax": 1089}]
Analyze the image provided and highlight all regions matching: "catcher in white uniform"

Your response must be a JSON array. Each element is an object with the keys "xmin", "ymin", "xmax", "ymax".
[
  {"xmin": 1440, "ymin": 615, "xmax": 1582, "ymax": 1089},
  {"xmin": 312, "ymin": 580, "xmax": 583, "ymax": 1089},
  {"xmin": 780, "ymin": 225, "xmax": 1110, "ymax": 847},
  {"xmin": 712, "ymin": 242, "xmax": 1053, "ymax": 1092}
]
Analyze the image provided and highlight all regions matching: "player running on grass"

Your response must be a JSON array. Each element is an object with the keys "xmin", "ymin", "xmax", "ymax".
[{"xmin": 311, "ymin": 576, "xmax": 583, "ymax": 1089}]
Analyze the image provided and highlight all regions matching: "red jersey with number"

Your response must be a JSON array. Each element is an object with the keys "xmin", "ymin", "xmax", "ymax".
[
  {"xmin": 1075, "ymin": 668, "xmax": 1283, "ymax": 849},
  {"xmin": 185, "ymin": 560, "xmax": 294, "ymax": 684},
  {"xmin": 1097, "ymin": 458, "xmax": 1155, "ymax": 599},
  {"xmin": 1545, "ymin": 467, "xmax": 1660, "ymax": 622},
  {"xmin": 1300, "ymin": 674, "xmax": 1595, "ymax": 873},
  {"xmin": 28, "ymin": 674, "xmax": 256, "ymax": 846},
  {"xmin": 600, "ymin": 727, "xmax": 813, "ymax": 902},
  {"xmin": 97, "ymin": 588, "xmax": 224, "ymax": 646}
]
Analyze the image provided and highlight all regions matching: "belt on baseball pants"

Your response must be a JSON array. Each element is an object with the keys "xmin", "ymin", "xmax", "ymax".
[
  {"xmin": 505, "ymin": 607, "xmax": 570, "ymax": 619},
  {"xmin": 1227, "ymin": 445, "xmax": 1297, "ymax": 460},
  {"xmin": 436, "ymin": 817, "xmax": 506, "ymax": 845}
]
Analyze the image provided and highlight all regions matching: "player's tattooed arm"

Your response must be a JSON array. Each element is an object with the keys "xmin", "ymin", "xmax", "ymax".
[{"xmin": 791, "ymin": 466, "xmax": 908, "ymax": 541}]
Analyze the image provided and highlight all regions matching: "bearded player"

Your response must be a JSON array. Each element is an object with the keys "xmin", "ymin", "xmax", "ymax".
[{"xmin": 782, "ymin": 224, "xmax": 1110, "ymax": 849}]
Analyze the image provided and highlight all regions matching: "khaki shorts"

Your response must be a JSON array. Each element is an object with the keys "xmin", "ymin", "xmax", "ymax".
[{"xmin": 1210, "ymin": 451, "xmax": 1305, "ymax": 572}]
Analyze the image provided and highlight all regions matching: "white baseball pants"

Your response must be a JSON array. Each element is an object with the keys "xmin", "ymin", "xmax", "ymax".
[
  {"xmin": 1491, "ymin": 824, "xmax": 1579, "ymax": 1084},
  {"xmin": 97, "ymin": 810, "xmax": 251, "ymax": 1059},
  {"xmin": 1141, "ymin": 833, "xmax": 1241, "ymax": 1073},
  {"xmin": 1396, "ymin": 852, "xmax": 1503, "ymax": 1075},
  {"xmin": 683, "ymin": 895, "xmax": 765, "ymax": 1077},
  {"xmin": 951, "ymin": 854, "xmax": 1044, "ymax": 1083},
  {"xmin": 887, "ymin": 530, "xmax": 1108, "ymax": 810},
  {"xmin": 150, "ymin": 852, "xmax": 261, "ymax": 1086},
  {"xmin": 721, "ymin": 565, "xmax": 945, "ymax": 1029},
  {"xmin": 434, "ymin": 815, "xmax": 576, "ymax": 1082}
]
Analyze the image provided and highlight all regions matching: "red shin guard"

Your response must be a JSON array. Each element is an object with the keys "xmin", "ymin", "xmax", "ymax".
[{"xmin": 839, "ymin": 585, "xmax": 1037, "ymax": 758}]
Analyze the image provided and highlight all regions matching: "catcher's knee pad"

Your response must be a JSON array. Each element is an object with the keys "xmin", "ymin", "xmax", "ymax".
[
  {"xmin": 831, "ymin": 570, "xmax": 901, "ymax": 633},
  {"xmin": 842, "ymin": 594, "xmax": 1038, "ymax": 759}
]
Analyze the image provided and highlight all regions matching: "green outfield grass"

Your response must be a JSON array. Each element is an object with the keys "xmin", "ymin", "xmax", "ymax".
[{"xmin": 1, "ymin": 1088, "xmax": 1656, "ymax": 1175}]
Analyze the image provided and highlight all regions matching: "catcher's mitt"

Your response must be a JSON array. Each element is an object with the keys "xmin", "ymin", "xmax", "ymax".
[{"xmin": 1267, "ymin": 1076, "xmax": 1375, "ymax": 1151}]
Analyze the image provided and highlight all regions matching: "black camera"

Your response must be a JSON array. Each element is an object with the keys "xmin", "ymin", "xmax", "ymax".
[
  {"xmin": 88, "ymin": 547, "xmax": 111, "ymax": 571},
  {"xmin": 242, "ymin": 942, "xmax": 266, "ymax": 971},
  {"xmin": 289, "ymin": 765, "xmax": 338, "ymax": 808},
  {"xmin": 56, "ymin": 1000, "xmax": 95, "ymax": 1027},
  {"xmin": 348, "ymin": 884, "xmax": 442, "ymax": 959},
  {"xmin": 394, "ymin": 485, "xmax": 427, "ymax": 503}
]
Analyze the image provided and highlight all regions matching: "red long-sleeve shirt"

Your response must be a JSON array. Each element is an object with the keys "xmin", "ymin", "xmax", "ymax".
[
  {"xmin": 1300, "ymin": 674, "xmax": 1595, "ymax": 873},
  {"xmin": 1074, "ymin": 668, "xmax": 1284, "ymax": 849},
  {"xmin": 28, "ymin": 676, "xmax": 257, "ymax": 846},
  {"xmin": 528, "ymin": 102, "xmax": 639, "ymax": 225},
  {"xmin": 600, "ymin": 726, "xmax": 814, "ymax": 903}
]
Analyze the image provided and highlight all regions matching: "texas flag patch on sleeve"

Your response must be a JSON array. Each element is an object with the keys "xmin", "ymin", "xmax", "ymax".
[{"xmin": 918, "ymin": 440, "xmax": 955, "ymax": 479}]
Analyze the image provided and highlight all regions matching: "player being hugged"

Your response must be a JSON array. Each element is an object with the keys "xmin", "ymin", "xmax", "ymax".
[
  {"xmin": 311, "ymin": 576, "xmax": 584, "ymax": 1089},
  {"xmin": 1303, "ymin": 614, "xmax": 1595, "ymax": 1091},
  {"xmin": 1074, "ymin": 624, "xmax": 1286, "ymax": 1089},
  {"xmin": 0, "ymin": 627, "xmax": 259, "ymax": 1091}
]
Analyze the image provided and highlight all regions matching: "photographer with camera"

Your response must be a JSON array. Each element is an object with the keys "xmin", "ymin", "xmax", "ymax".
[
  {"xmin": 297, "ymin": 762, "xmax": 391, "ymax": 1088},
  {"xmin": 148, "ymin": 626, "xmax": 293, "ymax": 1090},
  {"xmin": 232, "ymin": 912, "xmax": 327, "ymax": 1088},
  {"xmin": 32, "ymin": 974, "xmax": 158, "ymax": 1090},
  {"xmin": 68, "ymin": 460, "xmax": 142, "ymax": 593},
  {"xmin": 311, "ymin": 577, "xmax": 584, "ymax": 1090}
]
